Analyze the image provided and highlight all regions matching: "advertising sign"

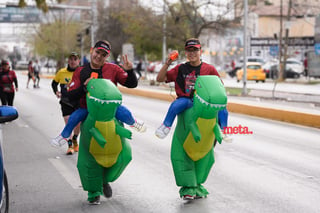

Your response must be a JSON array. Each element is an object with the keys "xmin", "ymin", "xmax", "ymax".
[
  {"xmin": 0, "ymin": 6, "xmax": 41, "ymax": 23},
  {"xmin": 315, "ymin": 43, "xmax": 320, "ymax": 56},
  {"xmin": 269, "ymin": 45, "xmax": 278, "ymax": 56}
]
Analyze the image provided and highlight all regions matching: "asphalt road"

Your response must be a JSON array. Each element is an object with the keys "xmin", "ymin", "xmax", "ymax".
[{"xmin": 2, "ymin": 73, "xmax": 320, "ymax": 213}]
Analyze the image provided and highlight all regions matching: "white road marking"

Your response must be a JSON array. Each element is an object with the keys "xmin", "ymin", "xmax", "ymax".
[{"xmin": 48, "ymin": 158, "xmax": 82, "ymax": 190}]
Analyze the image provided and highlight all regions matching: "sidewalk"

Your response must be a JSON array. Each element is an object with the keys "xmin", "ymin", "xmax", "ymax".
[
  {"xmin": 123, "ymin": 75, "xmax": 320, "ymax": 128},
  {"xmin": 137, "ymin": 74, "xmax": 320, "ymax": 106}
]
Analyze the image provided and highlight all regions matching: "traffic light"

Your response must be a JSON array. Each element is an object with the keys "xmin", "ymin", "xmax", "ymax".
[
  {"xmin": 77, "ymin": 33, "xmax": 82, "ymax": 47},
  {"xmin": 85, "ymin": 27, "xmax": 90, "ymax": 35}
]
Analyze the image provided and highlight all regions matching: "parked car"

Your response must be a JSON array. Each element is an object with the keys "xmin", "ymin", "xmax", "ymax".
[
  {"xmin": 14, "ymin": 61, "xmax": 29, "ymax": 70},
  {"xmin": 285, "ymin": 58, "xmax": 304, "ymax": 75},
  {"xmin": 236, "ymin": 62, "xmax": 266, "ymax": 82},
  {"xmin": 262, "ymin": 59, "xmax": 279, "ymax": 78},
  {"xmin": 269, "ymin": 64, "xmax": 301, "ymax": 79},
  {"xmin": 229, "ymin": 57, "xmax": 266, "ymax": 78},
  {"xmin": 0, "ymin": 106, "xmax": 18, "ymax": 213}
]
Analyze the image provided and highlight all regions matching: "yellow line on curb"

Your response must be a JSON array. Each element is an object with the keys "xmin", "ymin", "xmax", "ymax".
[{"xmin": 227, "ymin": 102, "xmax": 320, "ymax": 128}]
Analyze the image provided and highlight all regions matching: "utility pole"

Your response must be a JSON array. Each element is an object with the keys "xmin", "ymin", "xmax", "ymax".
[
  {"xmin": 282, "ymin": 0, "xmax": 292, "ymax": 81},
  {"xmin": 91, "ymin": 0, "xmax": 97, "ymax": 47},
  {"xmin": 242, "ymin": 0, "xmax": 248, "ymax": 95},
  {"xmin": 278, "ymin": 0, "xmax": 283, "ymax": 81},
  {"xmin": 77, "ymin": 33, "xmax": 84, "ymax": 65},
  {"xmin": 162, "ymin": 2, "xmax": 167, "ymax": 64}
]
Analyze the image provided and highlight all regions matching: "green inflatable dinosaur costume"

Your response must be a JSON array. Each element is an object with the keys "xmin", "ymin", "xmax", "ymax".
[
  {"xmin": 170, "ymin": 75, "xmax": 227, "ymax": 199},
  {"xmin": 77, "ymin": 79, "xmax": 132, "ymax": 203}
]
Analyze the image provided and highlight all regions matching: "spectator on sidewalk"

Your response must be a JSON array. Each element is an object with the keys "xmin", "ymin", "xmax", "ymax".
[
  {"xmin": 303, "ymin": 53, "xmax": 308, "ymax": 78},
  {"xmin": 33, "ymin": 59, "xmax": 41, "ymax": 88}
]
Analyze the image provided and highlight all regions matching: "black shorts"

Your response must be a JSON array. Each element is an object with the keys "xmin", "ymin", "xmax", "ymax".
[{"xmin": 60, "ymin": 101, "xmax": 76, "ymax": 117}]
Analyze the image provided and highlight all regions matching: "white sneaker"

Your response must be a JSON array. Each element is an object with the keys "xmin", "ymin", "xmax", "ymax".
[
  {"xmin": 223, "ymin": 134, "xmax": 233, "ymax": 143},
  {"xmin": 155, "ymin": 124, "xmax": 170, "ymax": 139},
  {"xmin": 130, "ymin": 120, "xmax": 147, "ymax": 132},
  {"xmin": 50, "ymin": 135, "xmax": 68, "ymax": 147}
]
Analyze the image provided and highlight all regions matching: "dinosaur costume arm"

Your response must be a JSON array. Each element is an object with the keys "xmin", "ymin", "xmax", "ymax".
[
  {"xmin": 213, "ymin": 124, "xmax": 223, "ymax": 144},
  {"xmin": 89, "ymin": 127, "xmax": 107, "ymax": 148},
  {"xmin": 116, "ymin": 124, "xmax": 132, "ymax": 139},
  {"xmin": 189, "ymin": 121, "xmax": 201, "ymax": 142}
]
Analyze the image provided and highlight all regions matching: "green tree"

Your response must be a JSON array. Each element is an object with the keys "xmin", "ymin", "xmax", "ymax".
[
  {"xmin": 30, "ymin": 20, "xmax": 83, "ymax": 70},
  {"xmin": 96, "ymin": 3, "xmax": 130, "ymax": 63},
  {"xmin": 96, "ymin": 0, "xmax": 244, "ymax": 61},
  {"xmin": 17, "ymin": 0, "xmax": 85, "ymax": 70},
  {"xmin": 116, "ymin": 7, "xmax": 166, "ymax": 61}
]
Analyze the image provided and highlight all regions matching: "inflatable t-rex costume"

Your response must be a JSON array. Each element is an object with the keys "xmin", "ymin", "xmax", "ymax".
[
  {"xmin": 170, "ymin": 75, "xmax": 227, "ymax": 199},
  {"xmin": 77, "ymin": 79, "xmax": 132, "ymax": 203}
]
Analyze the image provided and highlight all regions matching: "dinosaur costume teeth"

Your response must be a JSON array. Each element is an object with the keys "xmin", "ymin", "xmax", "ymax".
[
  {"xmin": 88, "ymin": 95, "xmax": 122, "ymax": 105},
  {"xmin": 195, "ymin": 94, "xmax": 227, "ymax": 109}
]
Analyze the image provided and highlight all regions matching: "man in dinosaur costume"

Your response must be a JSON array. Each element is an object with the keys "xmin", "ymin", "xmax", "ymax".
[
  {"xmin": 171, "ymin": 75, "xmax": 227, "ymax": 200},
  {"xmin": 77, "ymin": 78, "xmax": 133, "ymax": 204}
]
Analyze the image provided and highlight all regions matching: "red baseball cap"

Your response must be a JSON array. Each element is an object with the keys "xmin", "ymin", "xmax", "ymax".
[
  {"xmin": 1, "ymin": 60, "xmax": 9, "ymax": 66},
  {"xmin": 94, "ymin": 40, "xmax": 111, "ymax": 53},
  {"xmin": 185, "ymin": 39, "xmax": 201, "ymax": 49}
]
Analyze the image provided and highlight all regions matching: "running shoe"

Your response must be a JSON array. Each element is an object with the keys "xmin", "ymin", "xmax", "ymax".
[
  {"xmin": 155, "ymin": 124, "xmax": 170, "ymax": 139},
  {"xmin": 50, "ymin": 135, "xmax": 67, "ymax": 147},
  {"xmin": 182, "ymin": 194, "xmax": 195, "ymax": 200},
  {"xmin": 103, "ymin": 183, "xmax": 112, "ymax": 198},
  {"xmin": 195, "ymin": 194, "xmax": 207, "ymax": 199},
  {"xmin": 72, "ymin": 139, "xmax": 79, "ymax": 152},
  {"xmin": 66, "ymin": 147, "xmax": 74, "ymax": 155},
  {"xmin": 130, "ymin": 119, "xmax": 146, "ymax": 132},
  {"xmin": 223, "ymin": 134, "xmax": 233, "ymax": 143},
  {"xmin": 88, "ymin": 196, "xmax": 100, "ymax": 205}
]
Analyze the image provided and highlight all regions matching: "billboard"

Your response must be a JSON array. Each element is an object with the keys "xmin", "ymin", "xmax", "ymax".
[
  {"xmin": 250, "ymin": 37, "xmax": 314, "ymax": 47},
  {"xmin": 0, "ymin": 6, "xmax": 41, "ymax": 23}
]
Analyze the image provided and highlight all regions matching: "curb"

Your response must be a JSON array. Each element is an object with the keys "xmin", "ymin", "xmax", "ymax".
[
  {"xmin": 38, "ymin": 73, "xmax": 320, "ymax": 128},
  {"xmin": 118, "ymin": 86, "xmax": 320, "ymax": 128}
]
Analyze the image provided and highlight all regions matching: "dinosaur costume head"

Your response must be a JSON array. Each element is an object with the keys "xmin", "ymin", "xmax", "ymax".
[
  {"xmin": 193, "ymin": 75, "xmax": 227, "ymax": 119},
  {"xmin": 86, "ymin": 79, "xmax": 122, "ymax": 122}
]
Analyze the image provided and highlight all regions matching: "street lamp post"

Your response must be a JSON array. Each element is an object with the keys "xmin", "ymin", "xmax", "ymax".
[
  {"xmin": 282, "ymin": 0, "xmax": 292, "ymax": 80},
  {"xmin": 91, "ymin": 0, "xmax": 97, "ymax": 47},
  {"xmin": 242, "ymin": 0, "xmax": 248, "ymax": 95},
  {"xmin": 162, "ymin": 2, "xmax": 167, "ymax": 64}
]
